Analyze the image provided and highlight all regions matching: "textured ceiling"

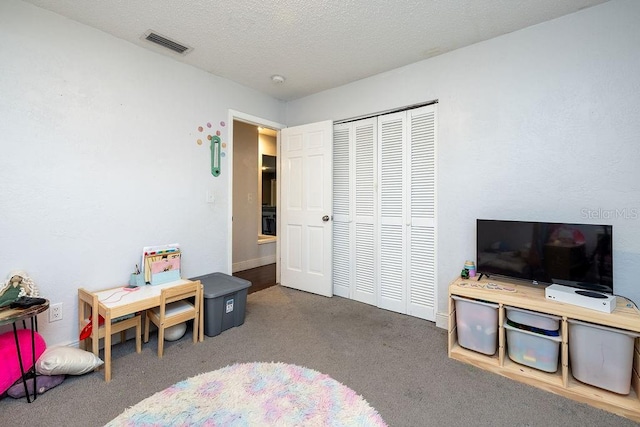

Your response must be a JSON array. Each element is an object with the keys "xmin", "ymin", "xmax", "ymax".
[{"xmin": 23, "ymin": 0, "xmax": 608, "ymax": 101}]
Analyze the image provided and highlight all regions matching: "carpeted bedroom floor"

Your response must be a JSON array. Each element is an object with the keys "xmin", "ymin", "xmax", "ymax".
[{"xmin": 0, "ymin": 285, "xmax": 636, "ymax": 426}]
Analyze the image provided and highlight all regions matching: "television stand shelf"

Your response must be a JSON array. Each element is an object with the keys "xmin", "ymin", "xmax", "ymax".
[{"xmin": 448, "ymin": 276, "xmax": 640, "ymax": 423}]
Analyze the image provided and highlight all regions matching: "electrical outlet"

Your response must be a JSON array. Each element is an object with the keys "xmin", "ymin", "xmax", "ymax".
[{"xmin": 49, "ymin": 303, "xmax": 63, "ymax": 322}]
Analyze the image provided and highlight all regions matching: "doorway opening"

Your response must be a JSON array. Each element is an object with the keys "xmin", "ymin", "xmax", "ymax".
[{"xmin": 228, "ymin": 111, "xmax": 283, "ymax": 290}]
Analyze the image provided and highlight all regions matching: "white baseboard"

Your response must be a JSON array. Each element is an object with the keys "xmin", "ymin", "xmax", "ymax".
[
  {"xmin": 435, "ymin": 311, "xmax": 448, "ymax": 330},
  {"xmin": 233, "ymin": 254, "xmax": 277, "ymax": 273}
]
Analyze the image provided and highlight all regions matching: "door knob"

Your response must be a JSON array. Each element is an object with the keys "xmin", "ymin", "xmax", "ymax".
[{"xmin": 322, "ymin": 215, "xmax": 330, "ymax": 222}]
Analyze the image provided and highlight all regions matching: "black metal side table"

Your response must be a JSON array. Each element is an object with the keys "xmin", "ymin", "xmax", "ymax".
[{"xmin": 0, "ymin": 300, "xmax": 49, "ymax": 402}]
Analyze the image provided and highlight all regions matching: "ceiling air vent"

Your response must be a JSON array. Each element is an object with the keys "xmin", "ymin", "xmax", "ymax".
[{"xmin": 143, "ymin": 30, "xmax": 192, "ymax": 55}]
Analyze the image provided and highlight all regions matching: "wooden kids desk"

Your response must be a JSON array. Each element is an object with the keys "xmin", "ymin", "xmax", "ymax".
[{"xmin": 78, "ymin": 279, "xmax": 204, "ymax": 382}]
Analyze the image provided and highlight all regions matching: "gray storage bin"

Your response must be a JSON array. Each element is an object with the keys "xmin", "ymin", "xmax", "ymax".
[{"xmin": 190, "ymin": 272, "xmax": 251, "ymax": 337}]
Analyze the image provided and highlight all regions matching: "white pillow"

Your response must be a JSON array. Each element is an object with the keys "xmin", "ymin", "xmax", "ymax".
[{"xmin": 36, "ymin": 346, "xmax": 103, "ymax": 376}]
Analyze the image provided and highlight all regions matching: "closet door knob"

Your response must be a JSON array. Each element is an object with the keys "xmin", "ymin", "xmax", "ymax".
[{"xmin": 322, "ymin": 215, "xmax": 330, "ymax": 222}]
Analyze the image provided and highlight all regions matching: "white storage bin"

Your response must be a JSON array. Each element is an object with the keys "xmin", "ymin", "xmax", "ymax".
[
  {"xmin": 504, "ymin": 322, "xmax": 561, "ymax": 372},
  {"xmin": 506, "ymin": 306, "xmax": 560, "ymax": 331},
  {"xmin": 568, "ymin": 319, "xmax": 640, "ymax": 395},
  {"xmin": 452, "ymin": 295, "xmax": 498, "ymax": 356}
]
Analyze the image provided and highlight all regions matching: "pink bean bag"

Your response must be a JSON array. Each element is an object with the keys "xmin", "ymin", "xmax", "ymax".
[{"xmin": 0, "ymin": 329, "xmax": 47, "ymax": 395}]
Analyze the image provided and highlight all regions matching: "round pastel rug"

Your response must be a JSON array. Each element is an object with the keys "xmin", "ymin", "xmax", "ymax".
[{"xmin": 106, "ymin": 362, "xmax": 387, "ymax": 426}]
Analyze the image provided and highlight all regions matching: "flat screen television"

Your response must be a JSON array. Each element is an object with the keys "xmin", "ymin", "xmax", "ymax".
[{"xmin": 476, "ymin": 219, "xmax": 613, "ymax": 294}]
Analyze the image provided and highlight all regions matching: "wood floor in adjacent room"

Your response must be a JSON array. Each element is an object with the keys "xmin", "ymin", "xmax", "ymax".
[{"xmin": 233, "ymin": 263, "xmax": 276, "ymax": 294}]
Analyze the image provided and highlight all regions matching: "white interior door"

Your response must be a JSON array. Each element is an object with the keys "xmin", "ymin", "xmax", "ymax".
[{"xmin": 280, "ymin": 120, "xmax": 333, "ymax": 297}]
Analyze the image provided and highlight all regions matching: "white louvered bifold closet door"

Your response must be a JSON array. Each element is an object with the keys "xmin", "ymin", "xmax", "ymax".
[
  {"xmin": 353, "ymin": 118, "xmax": 377, "ymax": 305},
  {"xmin": 377, "ymin": 112, "xmax": 407, "ymax": 313},
  {"xmin": 407, "ymin": 105, "xmax": 437, "ymax": 320},
  {"xmin": 331, "ymin": 105, "xmax": 436, "ymax": 321},
  {"xmin": 332, "ymin": 124, "xmax": 352, "ymax": 298},
  {"xmin": 332, "ymin": 119, "xmax": 377, "ymax": 304}
]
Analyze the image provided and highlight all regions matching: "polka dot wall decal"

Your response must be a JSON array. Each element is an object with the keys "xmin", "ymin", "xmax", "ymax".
[{"xmin": 192, "ymin": 119, "xmax": 227, "ymax": 178}]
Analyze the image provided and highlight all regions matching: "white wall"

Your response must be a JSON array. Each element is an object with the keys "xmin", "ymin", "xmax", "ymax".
[
  {"xmin": 260, "ymin": 134, "xmax": 277, "ymax": 157},
  {"xmin": 286, "ymin": 0, "xmax": 640, "ymax": 320},
  {"xmin": 0, "ymin": 1, "xmax": 284, "ymax": 345}
]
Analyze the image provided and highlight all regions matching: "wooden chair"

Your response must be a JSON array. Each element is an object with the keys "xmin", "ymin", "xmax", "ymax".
[
  {"xmin": 77, "ymin": 288, "xmax": 142, "ymax": 371},
  {"xmin": 144, "ymin": 281, "xmax": 201, "ymax": 358}
]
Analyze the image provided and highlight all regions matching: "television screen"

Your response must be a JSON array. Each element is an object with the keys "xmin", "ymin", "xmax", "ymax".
[{"xmin": 476, "ymin": 219, "xmax": 613, "ymax": 294}]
